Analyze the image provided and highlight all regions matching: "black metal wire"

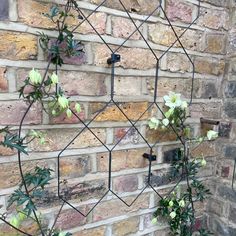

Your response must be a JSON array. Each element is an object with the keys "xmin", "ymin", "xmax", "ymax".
[
  {"xmin": 56, "ymin": 0, "xmax": 201, "ymax": 217},
  {"xmin": 1, "ymin": 0, "xmax": 201, "ymax": 234}
]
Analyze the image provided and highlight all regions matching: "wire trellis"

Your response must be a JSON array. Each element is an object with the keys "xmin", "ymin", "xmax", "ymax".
[{"xmin": 0, "ymin": 0, "xmax": 202, "ymax": 235}]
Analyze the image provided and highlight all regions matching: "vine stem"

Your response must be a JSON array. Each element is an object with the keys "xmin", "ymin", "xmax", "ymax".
[
  {"xmin": 183, "ymin": 141, "xmax": 195, "ymax": 233},
  {"xmin": 17, "ymin": 60, "xmax": 51, "ymax": 236}
]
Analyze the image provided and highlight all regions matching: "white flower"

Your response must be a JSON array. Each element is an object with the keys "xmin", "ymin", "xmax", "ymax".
[
  {"xmin": 207, "ymin": 130, "xmax": 218, "ymax": 141},
  {"xmin": 162, "ymin": 118, "xmax": 170, "ymax": 127},
  {"xmin": 58, "ymin": 96, "xmax": 69, "ymax": 109},
  {"xmin": 51, "ymin": 72, "xmax": 59, "ymax": 85},
  {"xmin": 75, "ymin": 103, "xmax": 81, "ymax": 113},
  {"xmin": 148, "ymin": 117, "xmax": 160, "ymax": 130},
  {"xmin": 170, "ymin": 211, "xmax": 176, "ymax": 219},
  {"xmin": 179, "ymin": 199, "xmax": 185, "ymax": 208},
  {"xmin": 169, "ymin": 200, "xmax": 174, "ymax": 207},
  {"xmin": 201, "ymin": 157, "xmax": 207, "ymax": 167},
  {"xmin": 163, "ymin": 92, "xmax": 182, "ymax": 108},
  {"xmin": 29, "ymin": 68, "xmax": 42, "ymax": 85},
  {"xmin": 181, "ymin": 101, "xmax": 188, "ymax": 110}
]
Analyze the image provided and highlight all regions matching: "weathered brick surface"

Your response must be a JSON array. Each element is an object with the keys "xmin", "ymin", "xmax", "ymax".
[
  {"xmin": 0, "ymin": 160, "xmax": 55, "ymax": 189},
  {"xmin": 55, "ymin": 207, "xmax": 87, "ymax": 230},
  {"xmin": 112, "ymin": 16, "xmax": 142, "ymax": 40},
  {"xmin": 74, "ymin": 227, "xmax": 105, "ymax": 236},
  {"xmin": 0, "ymin": 101, "xmax": 42, "ymax": 125},
  {"xmin": 89, "ymin": 102, "xmax": 149, "ymax": 121},
  {"xmin": 59, "ymin": 71, "xmax": 107, "ymax": 96},
  {"xmin": 194, "ymin": 57, "xmax": 225, "ymax": 76},
  {"xmin": 90, "ymin": 0, "xmax": 161, "ymax": 15},
  {"xmin": 0, "ymin": 31, "xmax": 37, "ymax": 60},
  {"xmin": 93, "ymin": 194, "xmax": 149, "ymax": 221},
  {"xmin": 113, "ymin": 217, "xmax": 139, "ymax": 236},
  {"xmin": 149, "ymin": 23, "xmax": 202, "ymax": 51},
  {"xmin": 60, "ymin": 155, "xmax": 91, "ymax": 178},
  {"xmin": 113, "ymin": 175, "xmax": 139, "ymax": 193},
  {"xmin": 93, "ymin": 44, "xmax": 159, "ymax": 69},
  {"xmin": 198, "ymin": 8, "xmax": 229, "ymax": 30},
  {"xmin": 29, "ymin": 128, "xmax": 106, "ymax": 152},
  {"xmin": 166, "ymin": 0, "xmax": 194, "ymax": 23},
  {"xmin": 205, "ymin": 34, "xmax": 226, "ymax": 54},
  {"xmin": 97, "ymin": 148, "xmax": 148, "ymax": 172}
]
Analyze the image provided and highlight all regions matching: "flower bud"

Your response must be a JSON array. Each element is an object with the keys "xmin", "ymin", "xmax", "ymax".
[
  {"xmin": 201, "ymin": 158, "xmax": 207, "ymax": 167},
  {"xmin": 169, "ymin": 200, "xmax": 174, "ymax": 207},
  {"xmin": 170, "ymin": 211, "xmax": 176, "ymax": 219},
  {"xmin": 29, "ymin": 68, "xmax": 42, "ymax": 85},
  {"xmin": 179, "ymin": 199, "xmax": 185, "ymax": 208},
  {"xmin": 51, "ymin": 72, "xmax": 59, "ymax": 85},
  {"xmin": 58, "ymin": 96, "xmax": 69, "ymax": 109},
  {"xmin": 66, "ymin": 109, "xmax": 72, "ymax": 118},
  {"xmin": 75, "ymin": 103, "xmax": 81, "ymax": 113}
]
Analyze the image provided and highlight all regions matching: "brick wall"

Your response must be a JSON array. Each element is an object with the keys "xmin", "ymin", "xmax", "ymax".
[
  {"xmin": 0, "ymin": 0, "xmax": 231, "ymax": 235},
  {"xmin": 205, "ymin": 1, "xmax": 236, "ymax": 235}
]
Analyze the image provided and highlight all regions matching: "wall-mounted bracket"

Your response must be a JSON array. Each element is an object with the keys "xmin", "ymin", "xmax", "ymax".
[
  {"xmin": 200, "ymin": 118, "xmax": 220, "ymax": 125},
  {"xmin": 107, "ymin": 54, "xmax": 121, "ymax": 65},
  {"xmin": 143, "ymin": 153, "xmax": 157, "ymax": 162}
]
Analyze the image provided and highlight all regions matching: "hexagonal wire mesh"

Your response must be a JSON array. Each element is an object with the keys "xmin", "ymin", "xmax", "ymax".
[{"xmin": 3, "ymin": 0, "xmax": 202, "ymax": 234}]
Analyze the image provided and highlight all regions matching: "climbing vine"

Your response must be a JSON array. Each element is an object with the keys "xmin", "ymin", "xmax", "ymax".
[
  {"xmin": 0, "ymin": 0, "xmax": 216, "ymax": 236},
  {"xmin": 149, "ymin": 92, "xmax": 217, "ymax": 235}
]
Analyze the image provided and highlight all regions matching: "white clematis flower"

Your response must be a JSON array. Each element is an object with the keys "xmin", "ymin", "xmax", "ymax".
[
  {"xmin": 163, "ymin": 92, "xmax": 182, "ymax": 108},
  {"xmin": 207, "ymin": 130, "xmax": 218, "ymax": 141}
]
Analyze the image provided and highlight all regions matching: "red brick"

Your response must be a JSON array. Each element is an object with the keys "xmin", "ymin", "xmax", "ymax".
[
  {"xmin": 59, "ymin": 71, "xmax": 107, "ymax": 96},
  {"xmin": 55, "ymin": 207, "xmax": 87, "ymax": 230},
  {"xmin": 112, "ymin": 16, "xmax": 142, "ymax": 40},
  {"xmin": 0, "ymin": 101, "xmax": 42, "ymax": 125},
  {"xmin": 113, "ymin": 175, "xmax": 139, "ymax": 193},
  {"xmin": 166, "ymin": 0, "xmax": 194, "ymax": 23}
]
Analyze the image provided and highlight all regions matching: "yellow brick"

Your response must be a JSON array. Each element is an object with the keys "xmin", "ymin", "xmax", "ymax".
[{"xmin": 0, "ymin": 31, "xmax": 37, "ymax": 60}]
